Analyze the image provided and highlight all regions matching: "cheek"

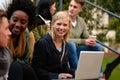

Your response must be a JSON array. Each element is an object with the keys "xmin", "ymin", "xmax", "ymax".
[
  {"xmin": 22, "ymin": 26, "xmax": 27, "ymax": 30},
  {"xmin": 21, "ymin": 24, "xmax": 28, "ymax": 31},
  {"xmin": 9, "ymin": 21, "xmax": 14, "ymax": 26},
  {"xmin": 9, "ymin": 21, "xmax": 15, "ymax": 30},
  {"xmin": 0, "ymin": 33, "xmax": 5, "ymax": 47},
  {"xmin": 65, "ymin": 27, "xmax": 70, "ymax": 32}
]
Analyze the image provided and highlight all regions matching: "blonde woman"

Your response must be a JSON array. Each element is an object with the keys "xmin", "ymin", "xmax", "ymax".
[{"xmin": 32, "ymin": 11, "xmax": 75, "ymax": 80}]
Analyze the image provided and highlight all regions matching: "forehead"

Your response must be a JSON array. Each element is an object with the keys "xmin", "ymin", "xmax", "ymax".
[
  {"xmin": 11, "ymin": 10, "xmax": 29, "ymax": 19},
  {"xmin": 54, "ymin": 17, "xmax": 70, "ymax": 23},
  {"xmin": 51, "ymin": 2, "xmax": 56, "ymax": 6},
  {"xmin": 70, "ymin": 0, "xmax": 81, "ymax": 7},
  {"xmin": 0, "ymin": 17, "xmax": 8, "ymax": 25},
  {"xmin": 0, "ymin": 17, "xmax": 8, "ymax": 26}
]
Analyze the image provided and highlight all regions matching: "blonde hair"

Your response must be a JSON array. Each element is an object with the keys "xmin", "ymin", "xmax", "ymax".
[{"xmin": 50, "ymin": 11, "xmax": 72, "ymax": 41}]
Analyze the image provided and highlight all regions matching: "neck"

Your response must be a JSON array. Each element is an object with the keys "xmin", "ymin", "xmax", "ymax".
[
  {"xmin": 54, "ymin": 36, "xmax": 63, "ymax": 49},
  {"xmin": 71, "ymin": 16, "xmax": 77, "ymax": 23}
]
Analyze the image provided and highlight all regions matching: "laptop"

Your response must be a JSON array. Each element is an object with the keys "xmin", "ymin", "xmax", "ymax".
[
  {"xmin": 75, "ymin": 51, "xmax": 104, "ymax": 80},
  {"xmin": 52, "ymin": 51, "xmax": 104, "ymax": 80}
]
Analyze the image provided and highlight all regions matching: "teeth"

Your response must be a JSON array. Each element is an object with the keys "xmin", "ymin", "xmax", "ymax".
[{"xmin": 13, "ymin": 28, "xmax": 20, "ymax": 31}]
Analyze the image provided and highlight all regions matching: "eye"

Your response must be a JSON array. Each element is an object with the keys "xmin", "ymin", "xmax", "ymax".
[
  {"xmin": 12, "ymin": 17, "xmax": 18, "ymax": 22},
  {"xmin": 21, "ymin": 20, "xmax": 27, "ymax": 25},
  {"xmin": 57, "ymin": 23, "xmax": 61, "ymax": 26},
  {"xmin": 74, "ymin": 6, "xmax": 77, "ymax": 9},
  {"xmin": 63, "ymin": 24, "xmax": 67, "ymax": 27}
]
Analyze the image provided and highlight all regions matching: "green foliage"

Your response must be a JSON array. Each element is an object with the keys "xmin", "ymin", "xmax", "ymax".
[
  {"xmin": 90, "ymin": 0, "xmax": 120, "ymax": 15},
  {"xmin": 33, "ymin": 0, "xmax": 36, "ymax": 4},
  {"xmin": 108, "ymin": 19, "xmax": 120, "ymax": 30},
  {"xmin": 62, "ymin": 0, "xmax": 70, "ymax": 10},
  {"xmin": 108, "ymin": 19, "xmax": 120, "ymax": 42},
  {"xmin": 57, "ymin": 0, "xmax": 120, "ymax": 42},
  {"xmin": 97, "ymin": 33, "xmax": 107, "ymax": 42},
  {"xmin": 102, "ymin": 56, "xmax": 120, "ymax": 80}
]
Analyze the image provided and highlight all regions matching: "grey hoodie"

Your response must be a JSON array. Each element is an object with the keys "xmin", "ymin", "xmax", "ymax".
[{"xmin": 0, "ymin": 48, "xmax": 11, "ymax": 80}]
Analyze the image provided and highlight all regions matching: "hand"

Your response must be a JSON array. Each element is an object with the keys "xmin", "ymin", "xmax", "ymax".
[
  {"xmin": 85, "ymin": 38, "xmax": 96, "ymax": 47},
  {"xmin": 59, "ymin": 73, "xmax": 73, "ymax": 79}
]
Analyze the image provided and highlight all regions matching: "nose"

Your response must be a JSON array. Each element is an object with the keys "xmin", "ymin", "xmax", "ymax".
[
  {"xmin": 59, "ymin": 25, "xmax": 64, "ymax": 29},
  {"xmin": 15, "ymin": 21, "xmax": 21, "ymax": 28},
  {"xmin": 70, "ymin": 6, "xmax": 74, "ymax": 10},
  {"xmin": 69, "ymin": 5, "xmax": 74, "ymax": 10},
  {"xmin": 9, "ymin": 29, "xmax": 11, "ymax": 36}
]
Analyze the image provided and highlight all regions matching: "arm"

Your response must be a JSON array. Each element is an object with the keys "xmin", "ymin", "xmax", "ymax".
[
  {"xmin": 32, "ymin": 40, "xmax": 59, "ymax": 79},
  {"xmin": 69, "ymin": 17, "xmax": 89, "ymax": 45},
  {"xmin": 32, "ymin": 25, "xmax": 47, "ymax": 41},
  {"xmin": 32, "ymin": 26, "xmax": 41, "ymax": 41}
]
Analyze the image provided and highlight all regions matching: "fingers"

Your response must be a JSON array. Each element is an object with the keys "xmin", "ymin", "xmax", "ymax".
[
  {"xmin": 59, "ymin": 73, "xmax": 73, "ymax": 79},
  {"xmin": 85, "ymin": 38, "xmax": 96, "ymax": 46}
]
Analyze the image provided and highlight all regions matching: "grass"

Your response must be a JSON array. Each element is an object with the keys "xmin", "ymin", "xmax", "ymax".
[{"xmin": 102, "ymin": 56, "xmax": 120, "ymax": 80}]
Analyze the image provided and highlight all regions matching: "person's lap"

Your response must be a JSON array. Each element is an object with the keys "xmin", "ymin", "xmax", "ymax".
[
  {"xmin": 68, "ymin": 42, "xmax": 78, "ymax": 69},
  {"xmin": 8, "ymin": 61, "xmax": 38, "ymax": 80},
  {"xmin": 77, "ymin": 43, "xmax": 102, "ymax": 58},
  {"xmin": 68, "ymin": 42, "xmax": 102, "ymax": 69}
]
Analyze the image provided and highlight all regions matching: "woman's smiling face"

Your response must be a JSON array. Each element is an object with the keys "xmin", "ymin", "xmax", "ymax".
[
  {"xmin": 53, "ymin": 17, "xmax": 70, "ymax": 38},
  {"xmin": 9, "ymin": 10, "xmax": 29, "ymax": 36}
]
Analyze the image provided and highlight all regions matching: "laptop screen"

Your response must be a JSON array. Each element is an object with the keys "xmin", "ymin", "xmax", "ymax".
[{"xmin": 75, "ymin": 51, "xmax": 104, "ymax": 80}]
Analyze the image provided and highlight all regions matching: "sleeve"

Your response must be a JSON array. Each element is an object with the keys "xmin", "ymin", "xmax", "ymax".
[
  {"xmin": 0, "ymin": 48, "xmax": 11, "ymax": 76},
  {"xmin": 69, "ymin": 38, "xmax": 86, "ymax": 45},
  {"xmin": 69, "ymin": 17, "xmax": 89, "ymax": 45},
  {"xmin": 32, "ymin": 26, "xmax": 41, "ymax": 41},
  {"xmin": 32, "ymin": 40, "xmax": 59, "ymax": 80},
  {"xmin": 32, "ymin": 25, "xmax": 48, "ymax": 41},
  {"xmin": 80, "ymin": 19, "xmax": 89, "ymax": 39}
]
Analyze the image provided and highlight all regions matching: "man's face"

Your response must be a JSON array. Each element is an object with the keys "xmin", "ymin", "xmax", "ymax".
[
  {"xmin": 68, "ymin": 0, "xmax": 82, "ymax": 18},
  {"xmin": 0, "ymin": 17, "xmax": 11, "ymax": 48}
]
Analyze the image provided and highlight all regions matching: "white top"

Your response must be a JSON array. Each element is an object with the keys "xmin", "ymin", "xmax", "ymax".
[
  {"xmin": 71, "ymin": 20, "xmax": 77, "ymax": 27},
  {"xmin": 0, "ymin": 0, "xmax": 12, "ymax": 11}
]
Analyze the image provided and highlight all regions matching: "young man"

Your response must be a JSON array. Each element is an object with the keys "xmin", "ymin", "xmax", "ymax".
[
  {"xmin": 68, "ymin": 0, "xmax": 102, "ymax": 69},
  {"xmin": 0, "ymin": 9, "xmax": 11, "ymax": 80}
]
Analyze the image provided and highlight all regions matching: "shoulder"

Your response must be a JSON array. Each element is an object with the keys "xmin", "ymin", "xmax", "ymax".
[
  {"xmin": 63, "ymin": 41, "xmax": 69, "ymax": 48},
  {"xmin": 77, "ymin": 16, "xmax": 87, "ymax": 26},
  {"xmin": 77, "ymin": 16, "xmax": 85, "ymax": 22},
  {"xmin": 36, "ymin": 33, "xmax": 52, "ymax": 45}
]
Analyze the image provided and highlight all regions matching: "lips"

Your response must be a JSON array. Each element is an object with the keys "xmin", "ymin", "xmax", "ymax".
[
  {"xmin": 12, "ymin": 28, "xmax": 21, "ymax": 35},
  {"xmin": 57, "ymin": 30, "xmax": 65, "ymax": 36},
  {"xmin": 69, "ymin": 10, "xmax": 73, "ymax": 14}
]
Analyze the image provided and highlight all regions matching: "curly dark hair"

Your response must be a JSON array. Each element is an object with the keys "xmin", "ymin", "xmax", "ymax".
[
  {"xmin": 37, "ymin": 0, "xmax": 56, "ymax": 21},
  {"xmin": 7, "ymin": 0, "xmax": 36, "ymax": 27}
]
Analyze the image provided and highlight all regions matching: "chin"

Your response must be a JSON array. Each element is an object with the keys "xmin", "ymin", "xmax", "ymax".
[
  {"xmin": 1, "ymin": 45, "xmax": 7, "ymax": 48},
  {"xmin": 58, "ymin": 35, "xmax": 64, "ymax": 37}
]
